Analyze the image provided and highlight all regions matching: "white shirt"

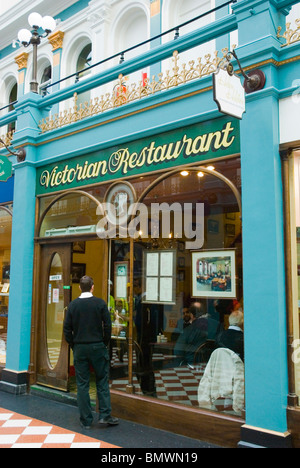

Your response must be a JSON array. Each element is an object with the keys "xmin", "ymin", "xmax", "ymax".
[
  {"xmin": 228, "ymin": 325, "xmax": 243, "ymax": 332},
  {"xmin": 79, "ymin": 292, "xmax": 93, "ymax": 299}
]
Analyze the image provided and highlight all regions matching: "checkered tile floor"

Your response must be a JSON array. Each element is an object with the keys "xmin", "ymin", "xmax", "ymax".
[
  {"xmin": 111, "ymin": 364, "xmax": 206, "ymax": 406},
  {"xmin": 68, "ymin": 346, "xmax": 239, "ymax": 416},
  {"xmin": 0, "ymin": 408, "xmax": 118, "ymax": 448},
  {"xmin": 110, "ymin": 361, "xmax": 238, "ymax": 415}
]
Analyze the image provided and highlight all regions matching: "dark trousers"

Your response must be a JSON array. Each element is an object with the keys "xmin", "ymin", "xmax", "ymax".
[{"xmin": 73, "ymin": 342, "xmax": 112, "ymax": 426}]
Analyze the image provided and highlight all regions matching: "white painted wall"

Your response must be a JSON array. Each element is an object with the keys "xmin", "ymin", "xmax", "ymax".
[{"xmin": 279, "ymin": 95, "xmax": 300, "ymax": 145}]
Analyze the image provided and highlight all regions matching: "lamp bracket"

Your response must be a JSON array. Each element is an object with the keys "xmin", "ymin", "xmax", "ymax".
[
  {"xmin": 0, "ymin": 138, "xmax": 26, "ymax": 162},
  {"xmin": 225, "ymin": 49, "xmax": 266, "ymax": 93}
]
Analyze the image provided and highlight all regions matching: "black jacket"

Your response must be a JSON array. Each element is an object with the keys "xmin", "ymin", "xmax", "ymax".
[
  {"xmin": 217, "ymin": 328, "xmax": 244, "ymax": 361},
  {"xmin": 63, "ymin": 296, "xmax": 111, "ymax": 348}
]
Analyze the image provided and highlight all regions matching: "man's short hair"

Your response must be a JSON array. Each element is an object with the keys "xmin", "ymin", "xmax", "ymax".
[
  {"xmin": 189, "ymin": 302, "xmax": 203, "ymax": 319},
  {"xmin": 80, "ymin": 275, "xmax": 94, "ymax": 292}
]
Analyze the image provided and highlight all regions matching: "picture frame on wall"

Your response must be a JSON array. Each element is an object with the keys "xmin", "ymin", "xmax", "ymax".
[
  {"xmin": 73, "ymin": 241, "xmax": 86, "ymax": 254},
  {"xmin": 71, "ymin": 263, "xmax": 86, "ymax": 283},
  {"xmin": 208, "ymin": 219, "xmax": 219, "ymax": 234},
  {"xmin": 2, "ymin": 265, "xmax": 10, "ymax": 280},
  {"xmin": 191, "ymin": 250, "xmax": 236, "ymax": 298},
  {"xmin": 225, "ymin": 223, "xmax": 235, "ymax": 236}
]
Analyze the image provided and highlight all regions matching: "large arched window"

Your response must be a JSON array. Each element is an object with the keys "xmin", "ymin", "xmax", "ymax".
[
  {"xmin": 76, "ymin": 43, "xmax": 92, "ymax": 106},
  {"xmin": 76, "ymin": 44, "xmax": 92, "ymax": 79},
  {"xmin": 161, "ymin": 0, "xmax": 216, "ymax": 74},
  {"xmin": 8, "ymin": 82, "xmax": 17, "ymax": 133},
  {"xmin": 38, "ymin": 190, "xmax": 102, "ymax": 238},
  {"xmin": 39, "ymin": 63, "xmax": 52, "ymax": 95},
  {"xmin": 112, "ymin": 6, "xmax": 149, "ymax": 88}
]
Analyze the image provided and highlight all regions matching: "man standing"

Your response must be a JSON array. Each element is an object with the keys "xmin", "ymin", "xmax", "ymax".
[{"xmin": 64, "ymin": 275, "xmax": 119, "ymax": 429}]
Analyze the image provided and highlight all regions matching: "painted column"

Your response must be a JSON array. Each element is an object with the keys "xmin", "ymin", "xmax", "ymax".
[
  {"xmin": 14, "ymin": 52, "xmax": 29, "ymax": 97},
  {"xmin": 232, "ymin": 0, "xmax": 292, "ymax": 448},
  {"xmin": 47, "ymin": 31, "xmax": 65, "ymax": 115},
  {"xmin": 0, "ymin": 93, "xmax": 44, "ymax": 394}
]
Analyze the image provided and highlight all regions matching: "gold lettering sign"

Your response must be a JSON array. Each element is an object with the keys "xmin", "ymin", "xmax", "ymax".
[{"xmin": 37, "ymin": 119, "xmax": 239, "ymax": 195}]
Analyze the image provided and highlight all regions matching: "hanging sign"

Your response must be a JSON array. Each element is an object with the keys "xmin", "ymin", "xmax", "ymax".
[
  {"xmin": 0, "ymin": 156, "xmax": 12, "ymax": 182},
  {"xmin": 213, "ymin": 68, "xmax": 245, "ymax": 120}
]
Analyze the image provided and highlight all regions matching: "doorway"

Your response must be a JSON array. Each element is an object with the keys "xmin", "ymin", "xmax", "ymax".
[{"xmin": 35, "ymin": 238, "xmax": 108, "ymax": 392}]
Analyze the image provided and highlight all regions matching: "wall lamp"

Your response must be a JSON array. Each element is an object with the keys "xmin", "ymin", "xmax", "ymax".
[
  {"xmin": 0, "ymin": 138, "xmax": 26, "ymax": 162},
  {"xmin": 17, "ymin": 12, "xmax": 56, "ymax": 93}
]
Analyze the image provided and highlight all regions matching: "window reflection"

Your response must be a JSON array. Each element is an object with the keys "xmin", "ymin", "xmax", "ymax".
[
  {"xmin": 0, "ymin": 205, "xmax": 12, "ymax": 368},
  {"xmin": 46, "ymin": 253, "xmax": 64, "ymax": 369},
  {"xmin": 108, "ymin": 159, "xmax": 244, "ymax": 416},
  {"xmin": 39, "ymin": 193, "xmax": 101, "ymax": 237},
  {"xmin": 38, "ymin": 157, "xmax": 244, "ymax": 415}
]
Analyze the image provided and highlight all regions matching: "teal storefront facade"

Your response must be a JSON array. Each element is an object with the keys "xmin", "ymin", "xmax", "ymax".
[{"xmin": 1, "ymin": 0, "xmax": 300, "ymax": 448}]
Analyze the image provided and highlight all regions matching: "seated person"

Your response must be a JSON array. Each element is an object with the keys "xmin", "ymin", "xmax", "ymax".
[
  {"xmin": 174, "ymin": 302, "xmax": 208, "ymax": 366},
  {"xmin": 171, "ymin": 306, "xmax": 191, "ymax": 341},
  {"xmin": 216, "ymin": 309, "xmax": 244, "ymax": 361}
]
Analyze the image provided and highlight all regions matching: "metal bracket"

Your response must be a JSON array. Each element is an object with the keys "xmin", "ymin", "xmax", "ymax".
[
  {"xmin": 0, "ymin": 138, "xmax": 26, "ymax": 162},
  {"xmin": 225, "ymin": 49, "xmax": 266, "ymax": 94}
]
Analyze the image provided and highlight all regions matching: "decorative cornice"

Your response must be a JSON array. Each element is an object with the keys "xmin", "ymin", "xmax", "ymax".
[
  {"xmin": 48, "ymin": 30, "xmax": 65, "ymax": 51},
  {"xmin": 14, "ymin": 52, "xmax": 29, "ymax": 70}
]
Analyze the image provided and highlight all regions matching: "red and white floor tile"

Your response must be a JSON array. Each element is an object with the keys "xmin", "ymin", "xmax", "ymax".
[{"xmin": 0, "ymin": 408, "xmax": 118, "ymax": 448}]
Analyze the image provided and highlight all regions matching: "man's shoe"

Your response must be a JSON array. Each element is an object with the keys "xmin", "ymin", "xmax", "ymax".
[
  {"xmin": 80, "ymin": 421, "xmax": 92, "ymax": 430},
  {"xmin": 98, "ymin": 416, "xmax": 119, "ymax": 426}
]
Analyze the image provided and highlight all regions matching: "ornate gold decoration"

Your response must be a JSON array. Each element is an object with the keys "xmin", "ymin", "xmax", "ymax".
[
  {"xmin": 0, "ymin": 131, "xmax": 14, "ymax": 148},
  {"xmin": 277, "ymin": 18, "xmax": 300, "ymax": 46},
  {"xmin": 48, "ymin": 30, "xmax": 65, "ymax": 51},
  {"xmin": 14, "ymin": 52, "xmax": 29, "ymax": 70},
  {"xmin": 39, "ymin": 48, "xmax": 234, "ymax": 134}
]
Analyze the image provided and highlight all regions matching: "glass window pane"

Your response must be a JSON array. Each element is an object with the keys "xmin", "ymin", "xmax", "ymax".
[
  {"xmin": 109, "ymin": 240, "xmax": 130, "ymax": 387},
  {"xmin": 109, "ymin": 159, "xmax": 244, "ymax": 416},
  {"xmin": 46, "ymin": 253, "xmax": 64, "ymax": 369},
  {"xmin": 0, "ymin": 206, "xmax": 12, "ymax": 368},
  {"xmin": 39, "ymin": 193, "xmax": 101, "ymax": 237}
]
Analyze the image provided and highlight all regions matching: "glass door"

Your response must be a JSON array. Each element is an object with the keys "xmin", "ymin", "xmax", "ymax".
[{"xmin": 36, "ymin": 243, "xmax": 72, "ymax": 391}]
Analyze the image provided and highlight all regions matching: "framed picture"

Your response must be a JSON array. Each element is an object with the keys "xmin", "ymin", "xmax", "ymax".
[
  {"xmin": 73, "ymin": 241, "xmax": 85, "ymax": 254},
  {"xmin": 225, "ymin": 223, "xmax": 235, "ymax": 236},
  {"xmin": 208, "ymin": 219, "xmax": 219, "ymax": 234},
  {"xmin": 71, "ymin": 263, "xmax": 86, "ymax": 283},
  {"xmin": 2, "ymin": 265, "xmax": 10, "ymax": 280},
  {"xmin": 191, "ymin": 250, "xmax": 236, "ymax": 298}
]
